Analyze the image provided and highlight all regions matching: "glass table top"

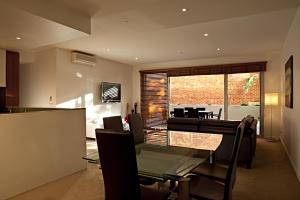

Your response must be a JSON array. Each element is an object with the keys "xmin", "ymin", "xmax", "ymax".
[
  {"xmin": 83, "ymin": 130, "xmax": 223, "ymax": 180},
  {"xmin": 135, "ymin": 143, "xmax": 210, "ymax": 180}
]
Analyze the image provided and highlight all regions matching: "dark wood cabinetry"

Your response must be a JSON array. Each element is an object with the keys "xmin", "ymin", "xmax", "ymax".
[
  {"xmin": 0, "ymin": 87, "xmax": 5, "ymax": 112},
  {"xmin": 6, "ymin": 51, "xmax": 20, "ymax": 106},
  {"xmin": 0, "ymin": 51, "xmax": 19, "ymax": 111}
]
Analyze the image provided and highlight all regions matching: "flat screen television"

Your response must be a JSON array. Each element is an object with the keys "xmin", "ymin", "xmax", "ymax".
[{"xmin": 101, "ymin": 82, "xmax": 121, "ymax": 103}]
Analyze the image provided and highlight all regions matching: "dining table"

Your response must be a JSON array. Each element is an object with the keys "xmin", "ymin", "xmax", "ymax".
[{"xmin": 83, "ymin": 130, "xmax": 223, "ymax": 200}]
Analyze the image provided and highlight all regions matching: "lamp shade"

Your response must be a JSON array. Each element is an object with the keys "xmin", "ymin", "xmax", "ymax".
[{"xmin": 265, "ymin": 93, "xmax": 279, "ymax": 106}]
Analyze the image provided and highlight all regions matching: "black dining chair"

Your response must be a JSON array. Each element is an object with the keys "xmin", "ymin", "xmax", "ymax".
[
  {"xmin": 128, "ymin": 113, "xmax": 167, "ymax": 185},
  {"xmin": 173, "ymin": 108, "xmax": 185, "ymax": 117},
  {"xmin": 196, "ymin": 107, "xmax": 206, "ymax": 111},
  {"xmin": 184, "ymin": 107, "xmax": 194, "ymax": 111},
  {"xmin": 187, "ymin": 108, "xmax": 199, "ymax": 118},
  {"xmin": 128, "ymin": 113, "xmax": 145, "ymax": 145},
  {"xmin": 103, "ymin": 116, "xmax": 123, "ymax": 131},
  {"xmin": 213, "ymin": 108, "xmax": 223, "ymax": 120},
  {"xmin": 186, "ymin": 122, "xmax": 245, "ymax": 200},
  {"xmin": 95, "ymin": 129, "xmax": 170, "ymax": 200}
]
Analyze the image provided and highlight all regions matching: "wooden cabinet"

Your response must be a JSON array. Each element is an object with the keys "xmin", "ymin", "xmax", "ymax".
[
  {"xmin": 0, "ymin": 49, "xmax": 5, "ymax": 87},
  {"xmin": 0, "ymin": 87, "xmax": 5, "ymax": 112},
  {"xmin": 0, "ymin": 50, "xmax": 19, "ymax": 110},
  {"xmin": 5, "ymin": 51, "xmax": 19, "ymax": 106}
]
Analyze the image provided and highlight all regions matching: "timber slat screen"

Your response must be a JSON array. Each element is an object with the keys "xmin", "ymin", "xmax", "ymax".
[{"xmin": 140, "ymin": 73, "xmax": 168, "ymax": 128}]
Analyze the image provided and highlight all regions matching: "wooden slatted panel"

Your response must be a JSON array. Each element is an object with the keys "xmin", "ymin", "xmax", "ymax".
[{"xmin": 140, "ymin": 73, "xmax": 168, "ymax": 128}]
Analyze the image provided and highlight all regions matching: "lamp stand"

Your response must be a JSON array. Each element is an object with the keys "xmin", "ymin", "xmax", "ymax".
[{"xmin": 267, "ymin": 105, "xmax": 279, "ymax": 142}]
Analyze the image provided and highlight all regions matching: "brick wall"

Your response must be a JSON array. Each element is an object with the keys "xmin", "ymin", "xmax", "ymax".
[{"xmin": 170, "ymin": 73, "xmax": 260, "ymax": 105}]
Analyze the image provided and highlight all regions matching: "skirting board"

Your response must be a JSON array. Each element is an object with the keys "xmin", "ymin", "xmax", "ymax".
[{"xmin": 280, "ymin": 135, "xmax": 300, "ymax": 183}]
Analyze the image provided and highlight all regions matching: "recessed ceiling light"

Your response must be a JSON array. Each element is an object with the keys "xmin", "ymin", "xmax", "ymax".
[
  {"xmin": 204, "ymin": 33, "xmax": 209, "ymax": 37},
  {"xmin": 182, "ymin": 8, "xmax": 188, "ymax": 12},
  {"xmin": 217, "ymin": 48, "xmax": 221, "ymax": 51},
  {"xmin": 16, "ymin": 37, "xmax": 21, "ymax": 40},
  {"xmin": 75, "ymin": 72, "xmax": 83, "ymax": 78},
  {"xmin": 135, "ymin": 57, "xmax": 139, "ymax": 60}
]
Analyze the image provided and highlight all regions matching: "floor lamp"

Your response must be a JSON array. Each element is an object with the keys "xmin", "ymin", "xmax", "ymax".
[{"xmin": 265, "ymin": 93, "xmax": 279, "ymax": 142}]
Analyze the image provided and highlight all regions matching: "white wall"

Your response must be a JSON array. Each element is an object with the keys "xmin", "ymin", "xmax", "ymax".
[
  {"xmin": 132, "ymin": 54, "xmax": 282, "ymax": 137},
  {"xmin": 20, "ymin": 48, "xmax": 133, "ymax": 138},
  {"xmin": 280, "ymin": 7, "xmax": 300, "ymax": 181},
  {"xmin": 20, "ymin": 49, "xmax": 57, "ymax": 107},
  {"xmin": 0, "ymin": 109, "xmax": 86, "ymax": 200},
  {"xmin": 55, "ymin": 49, "xmax": 133, "ymax": 137}
]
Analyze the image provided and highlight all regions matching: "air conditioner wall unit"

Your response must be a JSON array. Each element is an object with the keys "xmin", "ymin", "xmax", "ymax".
[{"xmin": 71, "ymin": 51, "xmax": 96, "ymax": 66}]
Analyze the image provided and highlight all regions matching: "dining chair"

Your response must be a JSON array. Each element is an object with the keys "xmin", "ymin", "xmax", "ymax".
[
  {"xmin": 187, "ymin": 108, "xmax": 199, "ymax": 118},
  {"xmin": 128, "ymin": 113, "xmax": 161, "ymax": 185},
  {"xmin": 103, "ymin": 115, "xmax": 123, "ymax": 131},
  {"xmin": 128, "ymin": 113, "xmax": 145, "ymax": 145},
  {"xmin": 184, "ymin": 107, "xmax": 194, "ymax": 111},
  {"xmin": 187, "ymin": 122, "xmax": 245, "ymax": 200},
  {"xmin": 191, "ymin": 121, "xmax": 241, "ymax": 185},
  {"xmin": 174, "ymin": 108, "xmax": 185, "ymax": 117},
  {"xmin": 95, "ymin": 129, "xmax": 170, "ymax": 200},
  {"xmin": 213, "ymin": 108, "xmax": 223, "ymax": 120}
]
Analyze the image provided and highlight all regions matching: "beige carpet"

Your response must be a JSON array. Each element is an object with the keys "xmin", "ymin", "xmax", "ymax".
[
  {"xmin": 8, "ymin": 139, "xmax": 300, "ymax": 200},
  {"xmin": 233, "ymin": 139, "xmax": 300, "ymax": 200}
]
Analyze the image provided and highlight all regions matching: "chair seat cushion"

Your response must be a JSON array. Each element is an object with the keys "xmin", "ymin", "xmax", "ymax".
[
  {"xmin": 139, "ymin": 177, "xmax": 157, "ymax": 185},
  {"xmin": 189, "ymin": 176, "xmax": 225, "ymax": 200},
  {"xmin": 191, "ymin": 162, "xmax": 227, "ymax": 182},
  {"xmin": 140, "ymin": 186, "xmax": 170, "ymax": 200}
]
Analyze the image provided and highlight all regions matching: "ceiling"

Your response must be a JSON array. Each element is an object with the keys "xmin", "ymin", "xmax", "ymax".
[{"xmin": 0, "ymin": 0, "xmax": 300, "ymax": 65}]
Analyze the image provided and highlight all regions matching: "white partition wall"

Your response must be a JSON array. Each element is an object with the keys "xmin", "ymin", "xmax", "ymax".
[{"xmin": 0, "ymin": 109, "xmax": 86, "ymax": 200}]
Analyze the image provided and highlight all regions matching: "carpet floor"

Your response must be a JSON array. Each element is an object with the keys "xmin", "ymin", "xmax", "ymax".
[{"xmin": 8, "ymin": 139, "xmax": 300, "ymax": 200}]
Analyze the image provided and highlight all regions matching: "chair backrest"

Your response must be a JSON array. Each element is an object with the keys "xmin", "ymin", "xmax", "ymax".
[
  {"xmin": 174, "ymin": 108, "xmax": 185, "ymax": 117},
  {"xmin": 224, "ymin": 122, "xmax": 245, "ymax": 200},
  {"xmin": 128, "ymin": 113, "xmax": 145, "ymax": 144},
  {"xmin": 187, "ymin": 108, "xmax": 199, "ymax": 118},
  {"xmin": 217, "ymin": 108, "xmax": 222, "ymax": 120},
  {"xmin": 103, "ymin": 116, "xmax": 123, "ymax": 131},
  {"xmin": 95, "ymin": 129, "xmax": 141, "ymax": 200},
  {"xmin": 196, "ymin": 107, "xmax": 205, "ymax": 111},
  {"xmin": 184, "ymin": 107, "xmax": 194, "ymax": 111}
]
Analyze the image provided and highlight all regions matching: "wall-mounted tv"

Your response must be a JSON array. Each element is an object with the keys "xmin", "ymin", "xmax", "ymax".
[{"xmin": 101, "ymin": 82, "xmax": 121, "ymax": 103}]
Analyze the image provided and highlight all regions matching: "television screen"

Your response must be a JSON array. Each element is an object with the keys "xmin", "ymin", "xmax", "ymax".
[{"xmin": 101, "ymin": 82, "xmax": 121, "ymax": 103}]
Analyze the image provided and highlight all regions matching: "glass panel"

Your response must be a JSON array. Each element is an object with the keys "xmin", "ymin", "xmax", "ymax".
[
  {"xmin": 228, "ymin": 72, "xmax": 260, "ymax": 134},
  {"xmin": 169, "ymin": 75, "xmax": 224, "ymax": 119}
]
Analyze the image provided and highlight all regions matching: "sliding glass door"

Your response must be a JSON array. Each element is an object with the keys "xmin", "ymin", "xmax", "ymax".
[
  {"xmin": 140, "ymin": 63, "xmax": 265, "ymax": 133},
  {"xmin": 169, "ymin": 75, "xmax": 224, "ymax": 119},
  {"xmin": 227, "ymin": 72, "xmax": 261, "ymax": 135},
  {"xmin": 168, "ymin": 73, "xmax": 262, "ymax": 135}
]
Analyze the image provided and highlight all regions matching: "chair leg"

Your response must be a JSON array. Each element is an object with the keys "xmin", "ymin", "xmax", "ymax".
[
  {"xmin": 178, "ymin": 177, "xmax": 190, "ymax": 200},
  {"xmin": 246, "ymin": 162, "xmax": 252, "ymax": 169}
]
